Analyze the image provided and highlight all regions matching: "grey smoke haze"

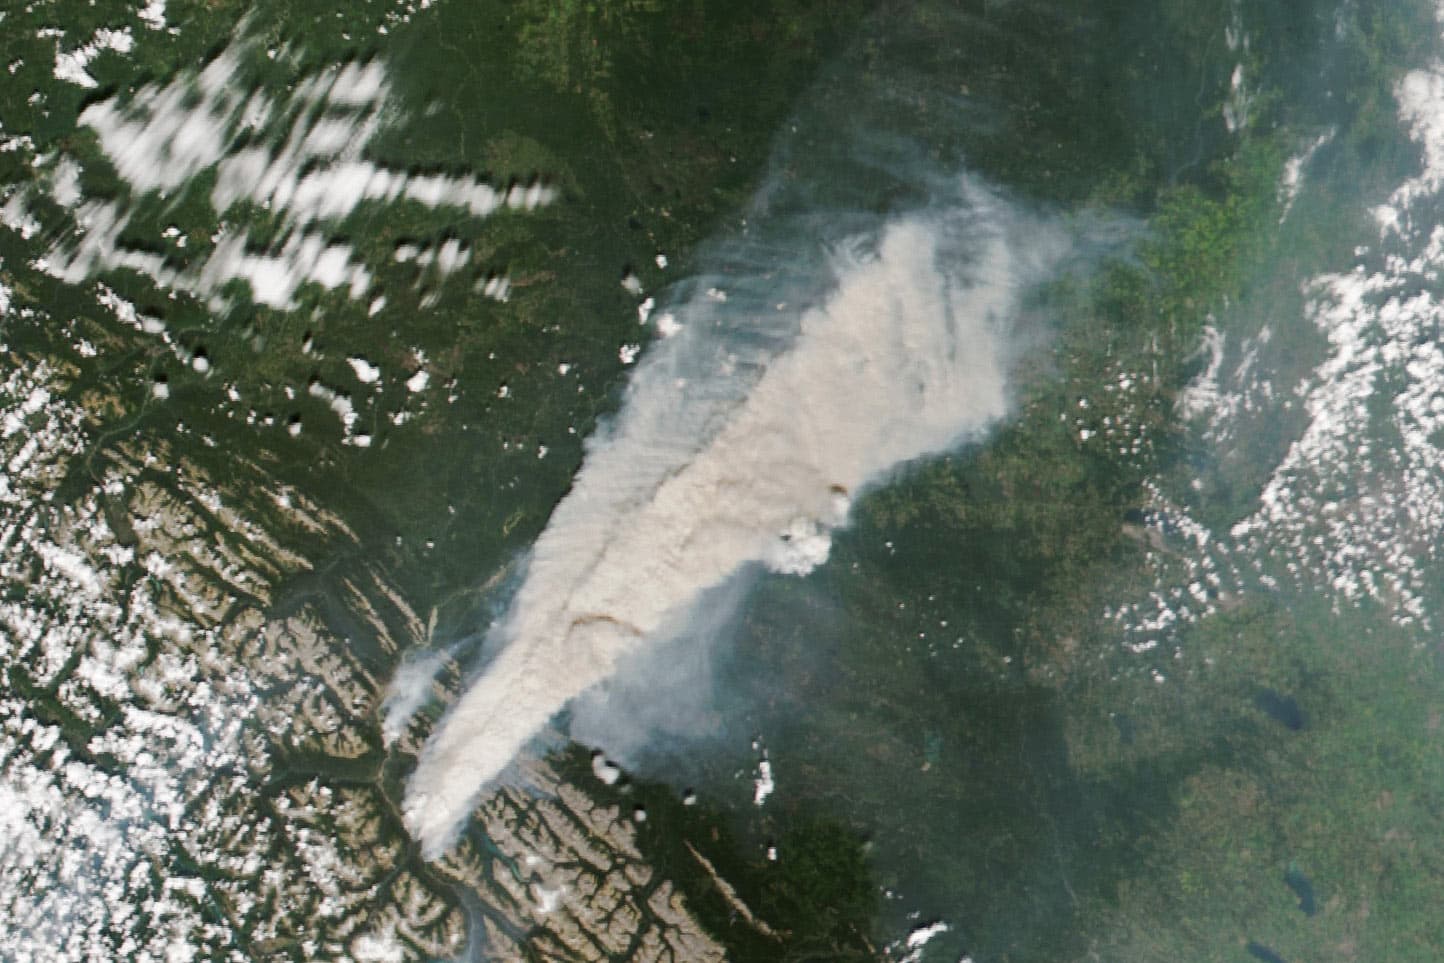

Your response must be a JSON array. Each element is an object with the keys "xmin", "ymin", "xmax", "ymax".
[
  {"xmin": 402, "ymin": 171, "xmax": 1083, "ymax": 854},
  {"xmin": 381, "ymin": 649, "xmax": 451, "ymax": 748},
  {"xmin": 398, "ymin": 7, "xmax": 1125, "ymax": 855},
  {"xmin": 566, "ymin": 574, "xmax": 755, "ymax": 768}
]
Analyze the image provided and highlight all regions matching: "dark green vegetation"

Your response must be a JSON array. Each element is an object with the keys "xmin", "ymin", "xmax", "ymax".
[
  {"xmin": 1076, "ymin": 595, "xmax": 1444, "ymax": 962},
  {"xmin": 0, "ymin": 0, "xmax": 878, "ymax": 649},
  {"xmin": 0, "ymin": 0, "xmax": 881, "ymax": 956},
  {"xmin": 631, "ymin": 1, "xmax": 1444, "ymax": 962},
  {"xmin": 553, "ymin": 746, "xmax": 879, "ymax": 961},
  {"xmin": 6, "ymin": 0, "xmax": 1444, "ymax": 959}
]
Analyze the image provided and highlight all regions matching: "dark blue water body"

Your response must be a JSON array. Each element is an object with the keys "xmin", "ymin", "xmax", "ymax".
[
  {"xmin": 1254, "ymin": 688, "xmax": 1307, "ymax": 730},
  {"xmin": 1246, "ymin": 941, "xmax": 1288, "ymax": 963},
  {"xmin": 1284, "ymin": 863, "xmax": 1318, "ymax": 916}
]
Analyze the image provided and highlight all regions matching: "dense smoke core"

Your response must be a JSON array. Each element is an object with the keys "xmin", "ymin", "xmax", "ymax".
[{"xmin": 404, "ymin": 173, "xmax": 1072, "ymax": 855}]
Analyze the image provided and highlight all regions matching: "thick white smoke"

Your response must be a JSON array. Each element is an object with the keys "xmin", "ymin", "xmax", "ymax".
[
  {"xmin": 380, "ymin": 649, "xmax": 450, "ymax": 747},
  {"xmin": 403, "ymin": 178, "xmax": 1072, "ymax": 856}
]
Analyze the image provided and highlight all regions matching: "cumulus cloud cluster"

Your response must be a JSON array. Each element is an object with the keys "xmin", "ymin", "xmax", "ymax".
[{"xmin": 42, "ymin": 30, "xmax": 550, "ymax": 311}]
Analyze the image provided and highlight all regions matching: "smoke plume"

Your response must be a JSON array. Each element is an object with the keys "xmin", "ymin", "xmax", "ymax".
[{"xmin": 403, "ymin": 169, "xmax": 1074, "ymax": 854}]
